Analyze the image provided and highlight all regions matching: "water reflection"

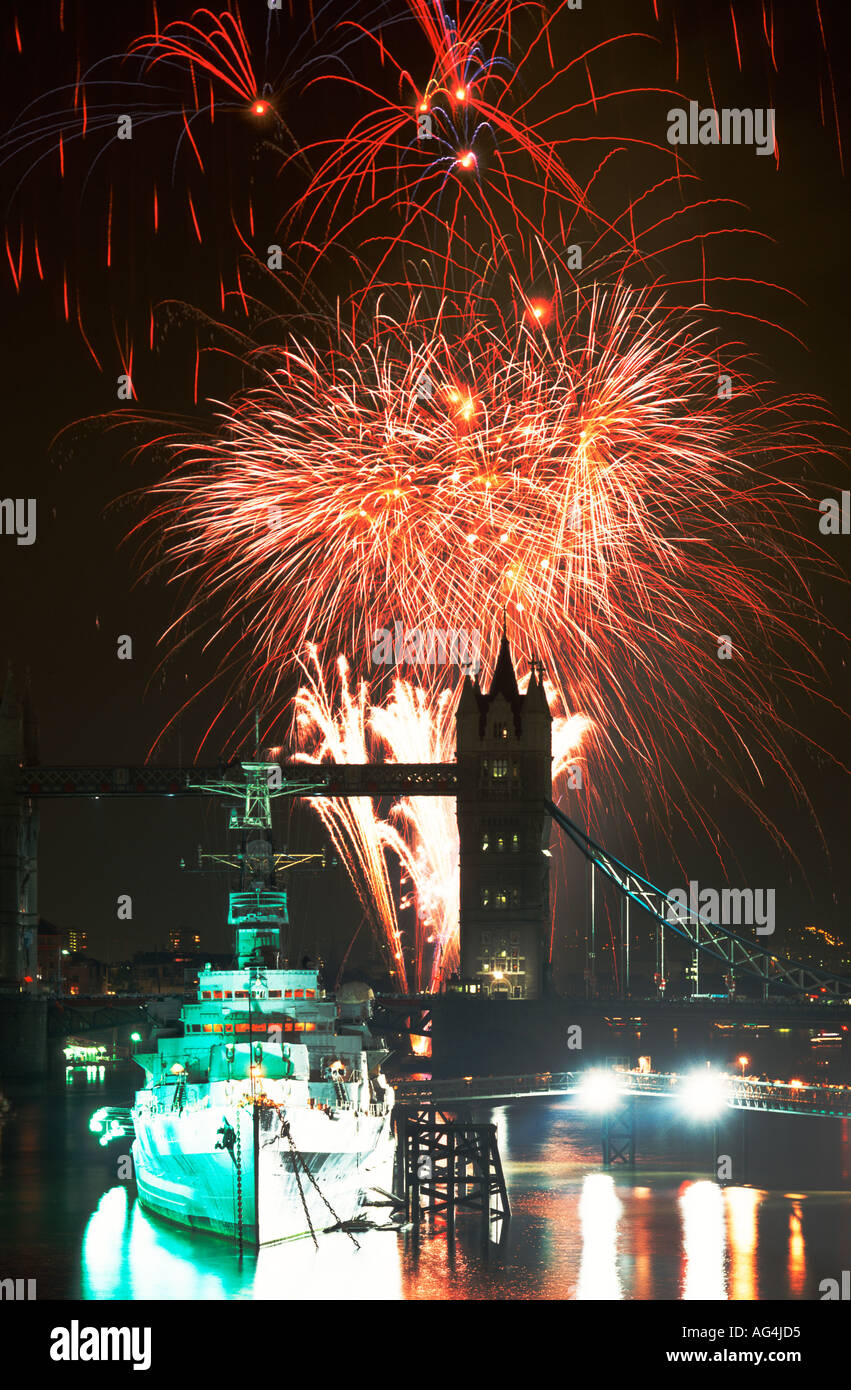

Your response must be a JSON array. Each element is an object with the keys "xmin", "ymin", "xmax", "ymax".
[
  {"xmin": 82, "ymin": 1185, "xmax": 403, "ymax": 1300},
  {"xmin": 725, "ymin": 1186, "xmax": 760, "ymax": 1300},
  {"xmin": 5, "ymin": 1088, "xmax": 848, "ymax": 1301},
  {"xmin": 680, "ymin": 1181, "xmax": 725, "ymax": 1299},
  {"xmin": 788, "ymin": 1202, "xmax": 806, "ymax": 1298},
  {"xmin": 577, "ymin": 1175, "xmax": 623, "ymax": 1299}
]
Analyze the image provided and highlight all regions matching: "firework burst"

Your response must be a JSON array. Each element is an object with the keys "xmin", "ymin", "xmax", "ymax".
[
  {"xmin": 292, "ymin": 645, "xmax": 590, "ymax": 990},
  {"xmin": 142, "ymin": 276, "xmax": 838, "ymax": 881}
]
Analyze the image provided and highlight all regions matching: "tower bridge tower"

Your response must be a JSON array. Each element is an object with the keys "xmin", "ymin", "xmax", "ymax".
[
  {"xmin": 455, "ymin": 633, "xmax": 552, "ymax": 1000},
  {"xmin": 0, "ymin": 666, "xmax": 38, "ymax": 986}
]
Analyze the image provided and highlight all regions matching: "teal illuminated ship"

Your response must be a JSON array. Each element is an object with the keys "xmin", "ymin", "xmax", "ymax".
[{"xmin": 129, "ymin": 763, "xmax": 395, "ymax": 1246}]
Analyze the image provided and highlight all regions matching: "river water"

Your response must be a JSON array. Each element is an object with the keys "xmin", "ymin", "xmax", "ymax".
[{"xmin": 1, "ymin": 1075, "xmax": 849, "ymax": 1300}]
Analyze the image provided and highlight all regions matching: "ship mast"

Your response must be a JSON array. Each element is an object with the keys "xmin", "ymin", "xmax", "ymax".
[{"xmin": 187, "ymin": 760, "xmax": 324, "ymax": 969}]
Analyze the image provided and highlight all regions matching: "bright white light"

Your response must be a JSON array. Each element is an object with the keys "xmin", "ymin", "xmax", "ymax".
[
  {"xmin": 576, "ymin": 1068, "xmax": 620, "ymax": 1113},
  {"xmin": 576, "ymin": 1174, "xmax": 624, "ymax": 1300},
  {"xmin": 679, "ymin": 1070, "xmax": 729, "ymax": 1118}
]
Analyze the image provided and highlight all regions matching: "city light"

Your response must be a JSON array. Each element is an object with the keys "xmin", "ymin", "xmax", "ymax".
[
  {"xmin": 576, "ymin": 1069, "xmax": 621, "ymax": 1113},
  {"xmin": 679, "ymin": 1070, "xmax": 730, "ymax": 1118}
]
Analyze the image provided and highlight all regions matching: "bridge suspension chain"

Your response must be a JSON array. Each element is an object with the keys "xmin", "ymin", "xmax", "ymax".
[{"xmin": 546, "ymin": 800, "xmax": 851, "ymax": 1001}]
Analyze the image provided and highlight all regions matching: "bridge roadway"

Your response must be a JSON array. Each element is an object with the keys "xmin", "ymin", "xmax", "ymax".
[
  {"xmin": 18, "ymin": 762, "xmax": 458, "ymax": 798},
  {"xmin": 394, "ymin": 1069, "xmax": 851, "ymax": 1118}
]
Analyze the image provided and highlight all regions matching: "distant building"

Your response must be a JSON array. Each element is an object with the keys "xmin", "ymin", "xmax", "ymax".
[
  {"xmin": 783, "ymin": 924, "xmax": 851, "ymax": 976},
  {"xmin": 36, "ymin": 920, "xmax": 64, "ymax": 990},
  {"xmin": 129, "ymin": 952, "xmax": 191, "ymax": 995},
  {"xmin": 127, "ymin": 950, "xmax": 231, "ymax": 995},
  {"xmin": 37, "ymin": 921, "xmax": 91, "ymax": 990},
  {"xmin": 168, "ymin": 927, "xmax": 201, "ymax": 953},
  {"xmin": 62, "ymin": 952, "xmax": 107, "ymax": 996}
]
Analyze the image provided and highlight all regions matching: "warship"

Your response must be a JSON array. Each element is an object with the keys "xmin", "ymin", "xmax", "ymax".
[{"xmin": 130, "ymin": 762, "xmax": 395, "ymax": 1245}]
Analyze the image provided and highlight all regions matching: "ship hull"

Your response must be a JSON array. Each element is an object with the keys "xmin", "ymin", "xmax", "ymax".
[{"xmin": 132, "ymin": 1101, "xmax": 395, "ymax": 1245}]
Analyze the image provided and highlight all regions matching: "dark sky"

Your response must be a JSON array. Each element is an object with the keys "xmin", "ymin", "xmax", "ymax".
[{"xmin": 0, "ymin": 1, "xmax": 847, "ymax": 981}]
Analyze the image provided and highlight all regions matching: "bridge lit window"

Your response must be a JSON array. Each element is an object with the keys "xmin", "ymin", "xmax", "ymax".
[
  {"xmin": 481, "ymin": 832, "xmax": 489, "ymax": 851},
  {"xmin": 512, "ymin": 833, "xmax": 520, "ymax": 852},
  {"xmin": 495, "ymin": 889, "xmax": 508, "ymax": 909},
  {"xmin": 492, "ymin": 759, "xmax": 508, "ymax": 779},
  {"xmin": 495, "ymin": 723, "xmax": 509, "ymax": 740},
  {"xmin": 481, "ymin": 888, "xmax": 491, "ymax": 908}
]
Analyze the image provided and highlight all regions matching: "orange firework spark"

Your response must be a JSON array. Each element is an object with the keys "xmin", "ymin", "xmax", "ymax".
[
  {"xmin": 143, "ymin": 278, "xmax": 839, "ymax": 888},
  {"xmin": 291, "ymin": 648, "xmax": 590, "ymax": 990}
]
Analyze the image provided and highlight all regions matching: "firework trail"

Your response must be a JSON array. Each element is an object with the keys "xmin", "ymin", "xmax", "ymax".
[
  {"xmin": 0, "ymin": 2, "xmax": 341, "ymax": 362},
  {"xmin": 286, "ymin": 0, "xmax": 752, "ymax": 305},
  {"xmin": 5, "ymin": 1, "xmax": 845, "ymax": 986},
  {"xmin": 292, "ymin": 647, "xmax": 591, "ymax": 990},
  {"xmin": 291, "ymin": 648, "xmax": 409, "ymax": 990},
  {"xmin": 144, "ymin": 279, "xmax": 838, "ymax": 865}
]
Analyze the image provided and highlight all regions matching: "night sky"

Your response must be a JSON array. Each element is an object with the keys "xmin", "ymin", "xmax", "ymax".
[{"xmin": 0, "ymin": 1, "xmax": 848, "ymax": 984}]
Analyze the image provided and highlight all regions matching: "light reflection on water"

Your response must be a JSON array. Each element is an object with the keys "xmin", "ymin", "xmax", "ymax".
[
  {"xmin": 3, "ymin": 1087, "xmax": 850, "ymax": 1300},
  {"xmin": 681, "ymin": 1181, "xmax": 725, "ymax": 1300},
  {"xmin": 81, "ymin": 1186, "xmax": 403, "ymax": 1301}
]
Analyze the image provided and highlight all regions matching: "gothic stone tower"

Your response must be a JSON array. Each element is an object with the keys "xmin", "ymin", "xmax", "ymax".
[
  {"xmin": 0, "ymin": 666, "xmax": 38, "ymax": 986},
  {"xmin": 456, "ymin": 634, "xmax": 552, "ymax": 1000}
]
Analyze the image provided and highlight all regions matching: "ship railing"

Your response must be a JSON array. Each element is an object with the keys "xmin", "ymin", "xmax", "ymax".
[{"xmin": 328, "ymin": 1099, "xmax": 388, "ymax": 1116}]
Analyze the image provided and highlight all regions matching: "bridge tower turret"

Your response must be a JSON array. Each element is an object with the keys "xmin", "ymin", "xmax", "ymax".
[
  {"xmin": 455, "ymin": 634, "xmax": 552, "ymax": 999},
  {"xmin": 0, "ymin": 665, "xmax": 38, "ymax": 986}
]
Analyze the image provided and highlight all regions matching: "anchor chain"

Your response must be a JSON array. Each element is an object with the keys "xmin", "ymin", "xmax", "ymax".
[
  {"xmin": 235, "ymin": 1116, "xmax": 244, "ymax": 1255},
  {"xmin": 280, "ymin": 1114, "xmax": 360, "ymax": 1251}
]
